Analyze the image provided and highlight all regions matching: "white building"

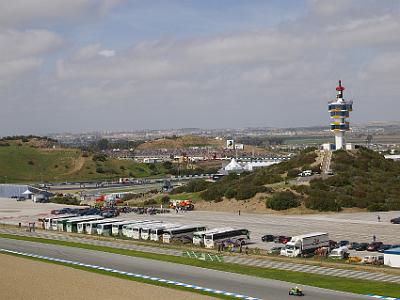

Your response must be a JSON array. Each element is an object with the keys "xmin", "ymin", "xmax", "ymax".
[{"xmin": 384, "ymin": 247, "xmax": 400, "ymax": 268}]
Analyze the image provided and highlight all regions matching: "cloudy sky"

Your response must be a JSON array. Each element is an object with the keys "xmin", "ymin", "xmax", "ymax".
[{"xmin": 0, "ymin": 0, "xmax": 399, "ymax": 135}]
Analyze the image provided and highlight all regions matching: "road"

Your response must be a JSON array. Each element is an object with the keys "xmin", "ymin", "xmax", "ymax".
[{"xmin": 0, "ymin": 237, "xmax": 371, "ymax": 300}]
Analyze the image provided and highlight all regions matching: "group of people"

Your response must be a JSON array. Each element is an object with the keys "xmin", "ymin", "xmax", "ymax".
[{"xmin": 217, "ymin": 240, "xmax": 249, "ymax": 254}]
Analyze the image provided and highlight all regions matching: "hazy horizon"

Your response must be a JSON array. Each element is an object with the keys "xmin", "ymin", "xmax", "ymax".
[{"xmin": 1, "ymin": 0, "xmax": 400, "ymax": 136}]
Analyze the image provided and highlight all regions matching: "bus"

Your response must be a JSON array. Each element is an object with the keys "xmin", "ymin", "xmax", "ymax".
[
  {"xmin": 125, "ymin": 221, "xmax": 162, "ymax": 239},
  {"xmin": 162, "ymin": 225, "xmax": 207, "ymax": 244},
  {"xmin": 148, "ymin": 224, "xmax": 182, "ymax": 242},
  {"xmin": 96, "ymin": 220, "xmax": 122, "ymax": 236},
  {"xmin": 66, "ymin": 216, "xmax": 103, "ymax": 233},
  {"xmin": 112, "ymin": 220, "xmax": 141, "ymax": 236},
  {"xmin": 204, "ymin": 228, "xmax": 250, "ymax": 249},
  {"xmin": 137, "ymin": 223, "xmax": 169, "ymax": 240},
  {"xmin": 52, "ymin": 216, "xmax": 80, "ymax": 231},
  {"xmin": 44, "ymin": 215, "xmax": 75, "ymax": 230},
  {"xmin": 83, "ymin": 219, "xmax": 120, "ymax": 234},
  {"xmin": 192, "ymin": 227, "xmax": 233, "ymax": 246}
]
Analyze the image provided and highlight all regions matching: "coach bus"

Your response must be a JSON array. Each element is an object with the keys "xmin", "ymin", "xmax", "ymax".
[
  {"xmin": 192, "ymin": 227, "xmax": 233, "ymax": 246},
  {"xmin": 162, "ymin": 225, "xmax": 207, "ymax": 243},
  {"xmin": 204, "ymin": 228, "xmax": 250, "ymax": 249},
  {"xmin": 149, "ymin": 224, "xmax": 183, "ymax": 242}
]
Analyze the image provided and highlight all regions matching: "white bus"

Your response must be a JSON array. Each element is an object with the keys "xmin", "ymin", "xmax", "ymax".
[
  {"xmin": 162, "ymin": 225, "xmax": 207, "ymax": 244},
  {"xmin": 96, "ymin": 220, "xmax": 122, "ymax": 235},
  {"xmin": 141, "ymin": 223, "xmax": 176, "ymax": 240},
  {"xmin": 83, "ymin": 219, "xmax": 120, "ymax": 234},
  {"xmin": 192, "ymin": 227, "xmax": 233, "ymax": 246},
  {"xmin": 126, "ymin": 221, "xmax": 162, "ymax": 239},
  {"xmin": 149, "ymin": 224, "xmax": 182, "ymax": 242},
  {"xmin": 66, "ymin": 216, "xmax": 104, "ymax": 233},
  {"xmin": 44, "ymin": 215, "xmax": 75, "ymax": 230},
  {"xmin": 204, "ymin": 228, "xmax": 250, "ymax": 249},
  {"xmin": 112, "ymin": 220, "xmax": 143, "ymax": 236}
]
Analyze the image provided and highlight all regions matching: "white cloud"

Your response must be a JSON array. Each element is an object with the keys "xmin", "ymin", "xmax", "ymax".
[
  {"xmin": 98, "ymin": 49, "xmax": 116, "ymax": 57},
  {"xmin": 0, "ymin": 0, "xmax": 122, "ymax": 27},
  {"xmin": 0, "ymin": 29, "xmax": 63, "ymax": 61}
]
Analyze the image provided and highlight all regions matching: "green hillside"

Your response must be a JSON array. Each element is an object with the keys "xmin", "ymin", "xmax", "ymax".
[
  {"xmin": 178, "ymin": 148, "xmax": 400, "ymax": 212},
  {"xmin": 0, "ymin": 141, "xmax": 167, "ymax": 183}
]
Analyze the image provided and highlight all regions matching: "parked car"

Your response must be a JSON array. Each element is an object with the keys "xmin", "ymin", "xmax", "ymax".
[
  {"xmin": 377, "ymin": 244, "xmax": 392, "ymax": 253},
  {"xmin": 328, "ymin": 240, "xmax": 338, "ymax": 250},
  {"xmin": 338, "ymin": 240, "xmax": 350, "ymax": 247},
  {"xmin": 390, "ymin": 217, "xmax": 400, "ymax": 224},
  {"xmin": 362, "ymin": 255, "xmax": 384, "ymax": 265},
  {"xmin": 354, "ymin": 243, "xmax": 369, "ymax": 251},
  {"xmin": 262, "ymin": 234, "xmax": 275, "ymax": 242},
  {"xmin": 268, "ymin": 246, "xmax": 283, "ymax": 255},
  {"xmin": 367, "ymin": 242, "xmax": 383, "ymax": 252},
  {"xmin": 274, "ymin": 236, "xmax": 291, "ymax": 244},
  {"xmin": 348, "ymin": 242, "xmax": 359, "ymax": 250}
]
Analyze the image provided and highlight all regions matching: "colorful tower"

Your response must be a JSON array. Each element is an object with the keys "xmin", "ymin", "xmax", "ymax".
[{"xmin": 328, "ymin": 80, "xmax": 353, "ymax": 150}]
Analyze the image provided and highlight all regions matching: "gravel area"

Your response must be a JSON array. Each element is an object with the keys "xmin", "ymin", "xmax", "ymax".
[{"xmin": 0, "ymin": 253, "xmax": 215, "ymax": 300}]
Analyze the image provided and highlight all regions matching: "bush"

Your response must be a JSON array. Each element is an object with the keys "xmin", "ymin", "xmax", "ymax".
[
  {"xmin": 161, "ymin": 195, "xmax": 170, "ymax": 204},
  {"xmin": 224, "ymin": 188, "xmax": 237, "ymax": 199},
  {"xmin": 144, "ymin": 199, "xmax": 157, "ymax": 206},
  {"xmin": 27, "ymin": 160, "xmax": 34, "ymax": 165},
  {"xmin": 96, "ymin": 167, "xmax": 105, "ymax": 173},
  {"xmin": 92, "ymin": 153, "xmax": 107, "ymax": 162},
  {"xmin": 51, "ymin": 195, "xmax": 80, "ymax": 205},
  {"xmin": 266, "ymin": 191, "xmax": 301, "ymax": 210}
]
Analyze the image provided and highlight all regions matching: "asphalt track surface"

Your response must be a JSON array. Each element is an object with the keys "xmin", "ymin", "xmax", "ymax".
[{"xmin": 0, "ymin": 238, "xmax": 371, "ymax": 300}]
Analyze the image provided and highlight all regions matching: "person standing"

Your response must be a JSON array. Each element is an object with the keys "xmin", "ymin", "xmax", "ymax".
[
  {"xmin": 373, "ymin": 234, "xmax": 376, "ymax": 242},
  {"xmin": 377, "ymin": 215, "xmax": 381, "ymax": 222}
]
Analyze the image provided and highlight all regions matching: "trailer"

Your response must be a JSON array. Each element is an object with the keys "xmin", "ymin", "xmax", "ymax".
[
  {"xmin": 280, "ymin": 232, "xmax": 329, "ymax": 257},
  {"xmin": 66, "ymin": 215, "xmax": 104, "ymax": 233}
]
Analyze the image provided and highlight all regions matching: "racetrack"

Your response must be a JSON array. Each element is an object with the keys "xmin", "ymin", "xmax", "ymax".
[{"xmin": 0, "ymin": 237, "xmax": 372, "ymax": 300}]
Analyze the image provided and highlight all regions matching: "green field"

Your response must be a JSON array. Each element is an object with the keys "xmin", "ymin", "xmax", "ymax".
[{"xmin": 0, "ymin": 142, "xmax": 167, "ymax": 183}]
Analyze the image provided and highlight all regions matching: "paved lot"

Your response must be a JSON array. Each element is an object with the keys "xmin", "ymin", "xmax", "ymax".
[{"xmin": 122, "ymin": 210, "xmax": 400, "ymax": 247}]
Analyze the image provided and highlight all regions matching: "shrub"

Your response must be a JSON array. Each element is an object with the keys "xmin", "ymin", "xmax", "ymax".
[
  {"xmin": 224, "ymin": 188, "xmax": 237, "ymax": 199},
  {"xmin": 92, "ymin": 153, "xmax": 107, "ymax": 162},
  {"xmin": 144, "ymin": 199, "xmax": 157, "ymax": 206},
  {"xmin": 266, "ymin": 191, "xmax": 301, "ymax": 210},
  {"xmin": 161, "ymin": 195, "xmax": 170, "ymax": 204},
  {"xmin": 27, "ymin": 160, "xmax": 34, "ymax": 165}
]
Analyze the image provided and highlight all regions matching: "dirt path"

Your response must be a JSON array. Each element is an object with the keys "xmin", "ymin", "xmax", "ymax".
[{"xmin": 0, "ymin": 254, "xmax": 215, "ymax": 300}]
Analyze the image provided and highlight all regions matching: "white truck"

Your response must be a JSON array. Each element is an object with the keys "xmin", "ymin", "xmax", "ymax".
[
  {"xmin": 328, "ymin": 246, "xmax": 349, "ymax": 259},
  {"xmin": 280, "ymin": 232, "xmax": 329, "ymax": 257}
]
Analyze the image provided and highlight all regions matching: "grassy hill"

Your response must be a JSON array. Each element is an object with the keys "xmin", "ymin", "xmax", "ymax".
[
  {"xmin": 174, "ymin": 148, "xmax": 400, "ymax": 212},
  {"xmin": 0, "ymin": 140, "xmax": 167, "ymax": 183},
  {"xmin": 136, "ymin": 135, "xmax": 223, "ymax": 150}
]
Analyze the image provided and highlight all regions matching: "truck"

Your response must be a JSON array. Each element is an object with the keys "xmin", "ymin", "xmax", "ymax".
[
  {"xmin": 328, "ymin": 246, "xmax": 349, "ymax": 259},
  {"xmin": 280, "ymin": 232, "xmax": 329, "ymax": 257}
]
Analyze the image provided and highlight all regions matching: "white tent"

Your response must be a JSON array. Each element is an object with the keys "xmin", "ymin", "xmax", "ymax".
[{"xmin": 224, "ymin": 158, "xmax": 244, "ymax": 172}]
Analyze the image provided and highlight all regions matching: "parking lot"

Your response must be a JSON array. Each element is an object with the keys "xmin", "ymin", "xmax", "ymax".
[{"xmin": 1, "ymin": 197, "xmax": 399, "ymax": 258}]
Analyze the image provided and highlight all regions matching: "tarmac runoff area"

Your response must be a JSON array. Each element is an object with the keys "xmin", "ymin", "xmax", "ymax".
[
  {"xmin": 0, "ymin": 253, "xmax": 215, "ymax": 300},
  {"xmin": 1, "ymin": 197, "xmax": 400, "ymax": 249}
]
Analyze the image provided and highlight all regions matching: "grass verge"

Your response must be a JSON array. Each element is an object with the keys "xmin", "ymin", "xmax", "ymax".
[
  {"xmin": 1, "ymin": 233, "xmax": 399, "ymax": 298},
  {"xmin": 1, "ymin": 251, "xmax": 229, "ymax": 300}
]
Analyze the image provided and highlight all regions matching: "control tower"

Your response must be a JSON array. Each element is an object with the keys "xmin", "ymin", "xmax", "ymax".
[{"xmin": 328, "ymin": 80, "xmax": 353, "ymax": 150}]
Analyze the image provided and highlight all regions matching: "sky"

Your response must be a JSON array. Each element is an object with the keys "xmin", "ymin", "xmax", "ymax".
[{"xmin": 0, "ymin": 0, "xmax": 399, "ymax": 135}]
